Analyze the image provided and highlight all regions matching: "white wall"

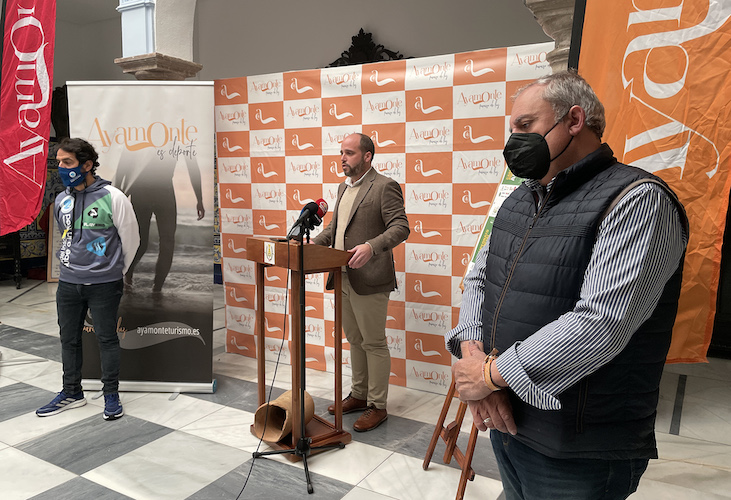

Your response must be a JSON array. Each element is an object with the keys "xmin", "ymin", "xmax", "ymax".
[
  {"xmin": 194, "ymin": 0, "xmax": 551, "ymax": 79},
  {"xmin": 54, "ymin": 17, "xmax": 133, "ymax": 87},
  {"xmin": 52, "ymin": 0, "xmax": 551, "ymax": 86}
]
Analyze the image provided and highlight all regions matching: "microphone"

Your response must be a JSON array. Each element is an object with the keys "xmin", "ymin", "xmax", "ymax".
[
  {"xmin": 287, "ymin": 198, "xmax": 328, "ymax": 239},
  {"xmin": 315, "ymin": 198, "xmax": 328, "ymax": 220}
]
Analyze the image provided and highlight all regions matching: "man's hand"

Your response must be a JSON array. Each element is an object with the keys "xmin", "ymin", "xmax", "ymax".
[
  {"xmin": 196, "ymin": 200, "xmax": 205, "ymax": 220},
  {"xmin": 347, "ymin": 243, "xmax": 373, "ymax": 269},
  {"xmin": 454, "ymin": 340, "xmax": 517, "ymax": 435},
  {"xmin": 452, "ymin": 342, "xmax": 492, "ymax": 402},
  {"xmin": 467, "ymin": 392, "xmax": 516, "ymax": 435}
]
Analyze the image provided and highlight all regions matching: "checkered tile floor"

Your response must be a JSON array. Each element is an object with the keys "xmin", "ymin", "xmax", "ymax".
[
  {"xmin": 0, "ymin": 280, "xmax": 502, "ymax": 500},
  {"xmin": 1, "ymin": 279, "xmax": 729, "ymax": 499}
]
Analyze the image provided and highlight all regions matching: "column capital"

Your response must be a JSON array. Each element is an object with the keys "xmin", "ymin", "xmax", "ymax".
[
  {"xmin": 114, "ymin": 53, "xmax": 203, "ymax": 81},
  {"xmin": 524, "ymin": 0, "xmax": 575, "ymax": 73}
]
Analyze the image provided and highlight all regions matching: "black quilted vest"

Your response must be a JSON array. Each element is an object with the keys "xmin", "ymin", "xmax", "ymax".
[{"xmin": 483, "ymin": 144, "xmax": 687, "ymax": 459}]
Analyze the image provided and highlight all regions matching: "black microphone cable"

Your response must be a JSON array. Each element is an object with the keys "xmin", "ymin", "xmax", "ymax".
[{"xmin": 236, "ymin": 242, "xmax": 292, "ymax": 499}]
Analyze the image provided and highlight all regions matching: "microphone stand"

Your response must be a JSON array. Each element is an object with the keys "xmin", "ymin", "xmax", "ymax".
[{"xmin": 252, "ymin": 222, "xmax": 345, "ymax": 494}]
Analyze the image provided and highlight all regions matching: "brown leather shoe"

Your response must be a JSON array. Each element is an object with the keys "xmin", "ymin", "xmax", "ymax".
[
  {"xmin": 328, "ymin": 393, "xmax": 368, "ymax": 415},
  {"xmin": 353, "ymin": 405, "xmax": 387, "ymax": 432}
]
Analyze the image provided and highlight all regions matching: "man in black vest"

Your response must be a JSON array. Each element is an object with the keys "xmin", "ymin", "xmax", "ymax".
[{"xmin": 447, "ymin": 71, "xmax": 688, "ymax": 499}]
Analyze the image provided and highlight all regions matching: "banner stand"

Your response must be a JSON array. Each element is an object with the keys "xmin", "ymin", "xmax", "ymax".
[
  {"xmin": 68, "ymin": 81, "xmax": 216, "ymax": 392},
  {"xmin": 82, "ymin": 379, "xmax": 217, "ymax": 394}
]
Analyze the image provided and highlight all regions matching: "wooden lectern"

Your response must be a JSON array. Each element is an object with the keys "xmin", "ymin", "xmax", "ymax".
[{"xmin": 246, "ymin": 236, "xmax": 353, "ymax": 457}]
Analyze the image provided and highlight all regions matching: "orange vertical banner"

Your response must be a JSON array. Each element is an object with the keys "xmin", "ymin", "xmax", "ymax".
[{"xmin": 579, "ymin": 1, "xmax": 731, "ymax": 362}]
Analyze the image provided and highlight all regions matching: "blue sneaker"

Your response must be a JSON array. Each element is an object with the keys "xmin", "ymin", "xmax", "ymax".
[
  {"xmin": 36, "ymin": 391, "xmax": 86, "ymax": 417},
  {"xmin": 103, "ymin": 393, "xmax": 124, "ymax": 420}
]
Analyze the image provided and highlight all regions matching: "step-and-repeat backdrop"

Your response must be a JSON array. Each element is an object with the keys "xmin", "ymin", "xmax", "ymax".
[{"xmin": 215, "ymin": 42, "xmax": 553, "ymax": 395}]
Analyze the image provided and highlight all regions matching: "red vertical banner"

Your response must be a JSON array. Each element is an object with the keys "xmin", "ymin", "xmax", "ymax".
[
  {"xmin": 579, "ymin": 2, "xmax": 731, "ymax": 362},
  {"xmin": 0, "ymin": 0, "xmax": 56, "ymax": 235}
]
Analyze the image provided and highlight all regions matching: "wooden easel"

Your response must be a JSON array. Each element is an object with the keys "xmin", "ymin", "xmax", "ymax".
[{"xmin": 423, "ymin": 378, "xmax": 479, "ymax": 500}]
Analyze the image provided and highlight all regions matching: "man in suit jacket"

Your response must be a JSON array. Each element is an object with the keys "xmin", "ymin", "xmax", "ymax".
[{"xmin": 313, "ymin": 133, "xmax": 409, "ymax": 432}]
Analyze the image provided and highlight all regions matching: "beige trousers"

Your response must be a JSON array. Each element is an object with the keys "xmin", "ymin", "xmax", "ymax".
[{"xmin": 341, "ymin": 273, "xmax": 391, "ymax": 409}]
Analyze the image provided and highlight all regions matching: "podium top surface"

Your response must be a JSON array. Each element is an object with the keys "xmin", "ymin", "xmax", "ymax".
[{"xmin": 246, "ymin": 237, "xmax": 351, "ymax": 272}]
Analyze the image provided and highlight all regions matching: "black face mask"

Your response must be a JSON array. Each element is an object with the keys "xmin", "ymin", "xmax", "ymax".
[{"xmin": 503, "ymin": 119, "xmax": 573, "ymax": 180}]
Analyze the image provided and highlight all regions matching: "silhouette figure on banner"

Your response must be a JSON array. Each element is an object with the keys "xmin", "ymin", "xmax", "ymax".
[{"xmin": 114, "ymin": 144, "xmax": 204, "ymax": 293}]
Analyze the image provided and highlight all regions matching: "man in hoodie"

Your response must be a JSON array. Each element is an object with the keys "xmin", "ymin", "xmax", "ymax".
[{"xmin": 37, "ymin": 138, "xmax": 140, "ymax": 420}]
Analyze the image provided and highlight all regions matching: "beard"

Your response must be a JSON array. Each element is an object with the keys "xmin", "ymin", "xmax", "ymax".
[{"xmin": 343, "ymin": 158, "xmax": 366, "ymax": 178}]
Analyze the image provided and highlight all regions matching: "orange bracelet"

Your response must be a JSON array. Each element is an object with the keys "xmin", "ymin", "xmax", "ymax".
[{"xmin": 482, "ymin": 348, "xmax": 502, "ymax": 392}]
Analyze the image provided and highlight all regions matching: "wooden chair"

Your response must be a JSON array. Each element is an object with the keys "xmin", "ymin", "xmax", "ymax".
[{"xmin": 423, "ymin": 378, "xmax": 480, "ymax": 500}]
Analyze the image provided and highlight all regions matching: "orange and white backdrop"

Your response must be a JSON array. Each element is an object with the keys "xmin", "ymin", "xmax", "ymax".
[
  {"xmin": 215, "ymin": 42, "xmax": 553, "ymax": 395},
  {"xmin": 579, "ymin": 1, "xmax": 731, "ymax": 362}
]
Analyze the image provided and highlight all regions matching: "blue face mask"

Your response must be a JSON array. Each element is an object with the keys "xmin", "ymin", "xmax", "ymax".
[{"xmin": 59, "ymin": 165, "xmax": 86, "ymax": 188}]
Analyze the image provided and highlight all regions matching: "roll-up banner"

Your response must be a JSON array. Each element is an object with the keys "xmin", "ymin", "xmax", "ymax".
[
  {"xmin": 0, "ymin": 0, "xmax": 56, "ymax": 236},
  {"xmin": 214, "ymin": 42, "xmax": 555, "ymax": 395},
  {"xmin": 578, "ymin": 1, "xmax": 731, "ymax": 363},
  {"xmin": 68, "ymin": 82, "xmax": 216, "ymax": 392}
]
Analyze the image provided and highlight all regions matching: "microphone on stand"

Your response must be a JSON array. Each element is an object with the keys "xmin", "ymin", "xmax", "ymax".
[{"xmin": 287, "ymin": 198, "xmax": 328, "ymax": 240}]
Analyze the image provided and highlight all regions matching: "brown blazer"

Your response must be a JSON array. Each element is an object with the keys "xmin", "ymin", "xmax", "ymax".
[{"xmin": 313, "ymin": 168, "xmax": 409, "ymax": 295}]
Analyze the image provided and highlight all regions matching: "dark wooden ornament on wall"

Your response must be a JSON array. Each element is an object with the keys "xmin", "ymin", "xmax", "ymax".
[{"xmin": 329, "ymin": 28, "xmax": 407, "ymax": 67}]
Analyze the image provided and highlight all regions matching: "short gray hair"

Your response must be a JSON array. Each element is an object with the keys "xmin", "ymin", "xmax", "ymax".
[{"xmin": 516, "ymin": 70, "xmax": 606, "ymax": 139}]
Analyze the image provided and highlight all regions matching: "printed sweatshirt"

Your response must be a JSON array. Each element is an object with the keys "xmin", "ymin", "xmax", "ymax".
[{"xmin": 54, "ymin": 176, "xmax": 140, "ymax": 284}]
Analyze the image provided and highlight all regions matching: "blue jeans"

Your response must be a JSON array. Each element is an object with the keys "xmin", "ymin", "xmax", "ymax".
[
  {"xmin": 57, "ymin": 280, "xmax": 124, "ymax": 395},
  {"xmin": 491, "ymin": 431, "xmax": 648, "ymax": 500}
]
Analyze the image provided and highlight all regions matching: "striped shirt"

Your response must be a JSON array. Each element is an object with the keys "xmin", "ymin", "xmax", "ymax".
[{"xmin": 445, "ymin": 180, "xmax": 688, "ymax": 411}]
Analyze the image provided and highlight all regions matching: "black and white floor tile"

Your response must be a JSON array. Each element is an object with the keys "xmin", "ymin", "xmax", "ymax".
[{"xmin": 1, "ymin": 279, "xmax": 730, "ymax": 499}]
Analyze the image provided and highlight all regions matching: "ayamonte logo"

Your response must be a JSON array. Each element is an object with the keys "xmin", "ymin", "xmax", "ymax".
[
  {"xmin": 511, "ymin": 51, "xmax": 548, "ymax": 67},
  {"xmin": 411, "ymin": 62, "xmax": 452, "ymax": 79},
  {"xmin": 87, "ymin": 118, "xmax": 198, "ymax": 153},
  {"xmin": 457, "ymin": 219, "xmax": 484, "ymax": 235},
  {"xmin": 369, "ymin": 69, "xmax": 396, "ymax": 86},
  {"xmin": 373, "ymin": 158, "xmax": 403, "ymax": 174},
  {"xmin": 218, "ymin": 108, "xmax": 246, "ymax": 123},
  {"xmin": 325, "ymin": 71, "xmax": 358, "ymax": 86},
  {"xmin": 457, "ymin": 155, "xmax": 502, "ymax": 171},
  {"xmin": 219, "ymin": 160, "xmax": 248, "ymax": 174},
  {"xmin": 325, "ymin": 131, "xmax": 349, "ymax": 147},
  {"xmin": 410, "ymin": 248, "xmax": 450, "ymax": 265},
  {"xmin": 250, "ymin": 79, "xmax": 281, "ymax": 93},
  {"xmin": 366, "ymin": 97, "xmax": 403, "ymax": 113},
  {"xmin": 462, "ymin": 190, "xmax": 491, "ymax": 209},
  {"xmin": 414, "ymin": 220, "xmax": 441, "ymax": 239},
  {"xmin": 413, "ymin": 159, "xmax": 444, "ymax": 177},
  {"xmin": 410, "ymin": 188, "xmax": 450, "ymax": 203},
  {"xmin": 289, "ymin": 77, "xmax": 314, "ymax": 94},
  {"xmin": 288, "ymin": 104, "xmax": 319, "ymax": 118},
  {"xmin": 414, "ymin": 96, "xmax": 443, "ymax": 115},
  {"xmin": 288, "ymin": 160, "xmax": 321, "ymax": 174},
  {"xmin": 4, "ymin": 5, "xmax": 52, "ymax": 179},
  {"xmin": 411, "ymin": 365, "xmax": 450, "ymax": 388},
  {"xmin": 254, "ymin": 134, "xmax": 282, "ymax": 148},
  {"xmin": 411, "ymin": 126, "xmax": 450, "ymax": 141},
  {"xmin": 258, "ymin": 215, "xmax": 280, "ymax": 232},
  {"xmin": 456, "ymin": 89, "xmax": 503, "ymax": 106},
  {"xmin": 463, "ymin": 59, "xmax": 495, "ymax": 77},
  {"xmin": 255, "ymin": 186, "xmax": 285, "ymax": 201}
]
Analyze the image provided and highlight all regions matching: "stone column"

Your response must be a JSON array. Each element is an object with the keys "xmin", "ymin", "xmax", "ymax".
[
  {"xmin": 524, "ymin": 0, "xmax": 576, "ymax": 73},
  {"xmin": 114, "ymin": 0, "xmax": 202, "ymax": 81}
]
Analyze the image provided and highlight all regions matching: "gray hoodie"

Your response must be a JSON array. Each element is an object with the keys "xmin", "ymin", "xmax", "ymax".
[{"xmin": 54, "ymin": 176, "xmax": 140, "ymax": 284}]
